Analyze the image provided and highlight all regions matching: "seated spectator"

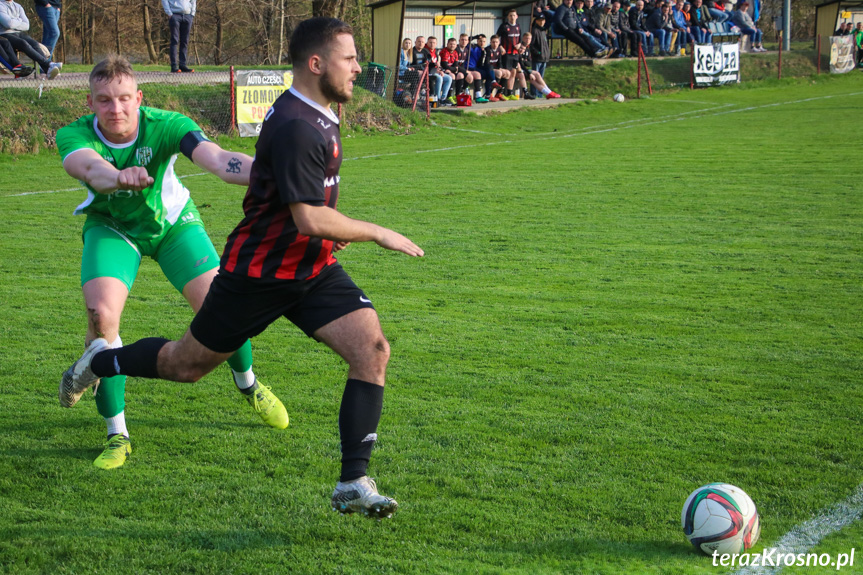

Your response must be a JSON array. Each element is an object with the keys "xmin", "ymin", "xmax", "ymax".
[
  {"xmin": 629, "ymin": 0, "xmax": 655, "ymax": 55},
  {"xmin": 0, "ymin": 0, "xmax": 60, "ymax": 78},
  {"xmin": 835, "ymin": 22, "xmax": 848, "ymax": 36},
  {"xmin": 707, "ymin": 0, "xmax": 729, "ymax": 23},
  {"xmin": 398, "ymin": 37, "xmax": 420, "ymax": 97},
  {"xmin": 672, "ymin": 0, "xmax": 694, "ymax": 54},
  {"xmin": 487, "ymin": 34, "xmax": 514, "ymax": 100},
  {"xmin": 468, "ymin": 34, "xmax": 501, "ymax": 100},
  {"xmin": 646, "ymin": 1, "xmax": 674, "ymax": 55},
  {"xmin": 422, "ymin": 36, "xmax": 454, "ymax": 105},
  {"xmin": 0, "ymin": 34, "xmax": 33, "ymax": 76},
  {"xmin": 731, "ymin": 0, "xmax": 765, "ymax": 51},
  {"xmin": 456, "ymin": 33, "xmax": 487, "ymax": 102},
  {"xmin": 595, "ymin": 2, "xmax": 624, "ymax": 57},
  {"xmin": 515, "ymin": 32, "xmax": 561, "ymax": 99},
  {"xmin": 439, "ymin": 37, "xmax": 461, "ymax": 105},
  {"xmin": 553, "ymin": 0, "xmax": 609, "ymax": 58},
  {"xmin": 689, "ymin": 0, "xmax": 713, "ymax": 43},
  {"xmin": 578, "ymin": 0, "xmax": 613, "ymax": 56},
  {"xmin": 609, "ymin": 1, "xmax": 631, "ymax": 57}
]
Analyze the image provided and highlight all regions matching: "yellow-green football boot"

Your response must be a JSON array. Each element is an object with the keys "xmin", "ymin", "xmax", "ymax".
[
  {"xmin": 245, "ymin": 383, "xmax": 289, "ymax": 429},
  {"xmin": 93, "ymin": 434, "xmax": 131, "ymax": 470}
]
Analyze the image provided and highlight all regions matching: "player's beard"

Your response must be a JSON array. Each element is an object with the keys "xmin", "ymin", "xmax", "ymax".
[{"xmin": 320, "ymin": 68, "xmax": 353, "ymax": 104}]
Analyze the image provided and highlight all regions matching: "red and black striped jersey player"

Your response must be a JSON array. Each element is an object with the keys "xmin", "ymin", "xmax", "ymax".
[{"xmin": 59, "ymin": 17, "xmax": 424, "ymax": 520}]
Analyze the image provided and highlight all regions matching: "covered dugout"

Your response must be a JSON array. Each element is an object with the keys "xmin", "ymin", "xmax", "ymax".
[
  {"xmin": 370, "ymin": 0, "xmax": 536, "ymax": 96},
  {"xmin": 815, "ymin": 0, "xmax": 863, "ymax": 44}
]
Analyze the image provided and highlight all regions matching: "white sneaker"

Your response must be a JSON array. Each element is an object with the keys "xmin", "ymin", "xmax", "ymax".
[
  {"xmin": 47, "ymin": 62, "xmax": 60, "ymax": 79},
  {"xmin": 331, "ymin": 476, "xmax": 398, "ymax": 519},
  {"xmin": 59, "ymin": 338, "xmax": 109, "ymax": 408}
]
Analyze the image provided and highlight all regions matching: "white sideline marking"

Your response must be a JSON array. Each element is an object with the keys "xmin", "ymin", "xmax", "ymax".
[
  {"xmin": 733, "ymin": 482, "xmax": 863, "ymax": 575},
  {"xmin": 5, "ymin": 91, "xmax": 863, "ymax": 198}
]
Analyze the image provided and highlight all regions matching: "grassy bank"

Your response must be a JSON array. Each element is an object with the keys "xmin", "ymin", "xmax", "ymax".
[{"xmin": 0, "ymin": 47, "xmax": 833, "ymax": 154}]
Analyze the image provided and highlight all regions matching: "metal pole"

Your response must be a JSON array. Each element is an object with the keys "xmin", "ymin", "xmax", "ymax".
[
  {"xmin": 690, "ymin": 45, "xmax": 694, "ymax": 89},
  {"xmin": 782, "ymin": 0, "xmax": 791, "ymax": 51},
  {"xmin": 230, "ymin": 65, "xmax": 236, "ymax": 132},
  {"xmin": 637, "ymin": 43, "xmax": 643, "ymax": 97}
]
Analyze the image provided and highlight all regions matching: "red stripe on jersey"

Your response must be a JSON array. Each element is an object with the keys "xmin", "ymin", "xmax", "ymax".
[
  {"xmin": 275, "ymin": 235, "xmax": 310, "ymax": 279},
  {"xmin": 224, "ymin": 229, "xmax": 250, "ymax": 273},
  {"xmin": 247, "ymin": 211, "xmax": 289, "ymax": 278},
  {"xmin": 311, "ymin": 240, "xmax": 337, "ymax": 277}
]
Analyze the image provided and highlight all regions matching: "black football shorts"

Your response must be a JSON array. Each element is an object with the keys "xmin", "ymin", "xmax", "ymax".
[{"xmin": 190, "ymin": 263, "xmax": 375, "ymax": 353}]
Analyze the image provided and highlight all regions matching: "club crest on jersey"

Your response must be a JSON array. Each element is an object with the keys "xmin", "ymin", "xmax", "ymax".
[
  {"xmin": 135, "ymin": 146, "xmax": 153, "ymax": 166},
  {"xmin": 317, "ymin": 117, "xmax": 332, "ymax": 130}
]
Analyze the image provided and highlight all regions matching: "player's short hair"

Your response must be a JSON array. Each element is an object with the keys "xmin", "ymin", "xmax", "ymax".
[
  {"xmin": 428, "ymin": 36, "xmax": 437, "ymax": 42},
  {"xmin": 89, "ymin": 55, "xmax": 136, "ymax": 87},
  {"xmin": 289, "ymin": 17, "xmax": 354, "ymax": 66},
  {"xmin": 506, "ymin": 8, "xmax": 518, "ymax": 15},
  {"xmin": 490, "ymin": 34, "xmax": 500, "ymax": 40},
  {"xmin": 460, "ymin": 33, "xmax": 469, "ymax": 38}
]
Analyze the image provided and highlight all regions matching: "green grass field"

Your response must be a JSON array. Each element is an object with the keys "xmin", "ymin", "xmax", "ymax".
[{"xmin": 1, "ymin": 73, "xmax": 862, "ymax": 574}]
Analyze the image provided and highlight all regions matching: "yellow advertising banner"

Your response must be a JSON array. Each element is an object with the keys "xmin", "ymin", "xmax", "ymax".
[
  {"xmin": 235, "ymin": 70, "xmax": 294, "ymax": 137},
  {"xmin": 434, "ymin": 15, "xmax": 456, "ymax": 25}
]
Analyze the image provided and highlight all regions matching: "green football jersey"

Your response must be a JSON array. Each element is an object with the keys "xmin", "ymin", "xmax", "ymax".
[{"xmin": 56, "ymin": 106, "xmax": 207, "ymax": 242}]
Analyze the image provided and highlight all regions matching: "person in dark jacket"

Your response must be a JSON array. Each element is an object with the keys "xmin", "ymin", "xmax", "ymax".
[
  {"xmin": 553, "ymin": 0, "xmax": 609, "ymax": 57},
  {"xmin": 646, "ymin": 1, "xmax": 673, "ymax": 55},
  {"xmin": 610, "ymin": 1, "xmax": 631, "ymax": 56},
  {"xmin": 689, "ymin": 0, "xmax": 712, "ymax": 43},
  {"xmin": 629, "ymin": 0, "xmax": 654, "ymax": 55},
  {"xmin": 530, "ymin": 13, "xmax": 551, "ymax": 95}
]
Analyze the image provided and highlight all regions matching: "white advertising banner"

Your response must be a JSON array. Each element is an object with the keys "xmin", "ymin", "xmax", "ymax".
[
  {"xmin": 829, "ymin": 36, "xmax": 856, "ymax": 74},
  {"xmin": 693, "ymin": 43, "xmax": 740, "ymax": 86}
]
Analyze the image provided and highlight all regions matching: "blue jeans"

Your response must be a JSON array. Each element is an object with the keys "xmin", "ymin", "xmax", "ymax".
[
  {"xmin": 707, "ymin": 7, "xmax": 729, "ymax": 23},
  {"xmin": 632, "ymin": 31, "xmax": 653, "ymax": 55},
  {"xmin": 430, "ymin": 73, "xmax": 453, "ymax": 101},
  {"xmin": 739, "ymin": 26, "xmax": 762, "ymax": 45},
  {"xmin": 35, "ymin": 5, "xmax": 60, "ymax": 58},
  {"xmin": 692, "ymin": 27, "xmax": 712, "ymax": 43},
  {"xmin": 651, "ymin": 28, "xmax": 672, "ymax": 52}
]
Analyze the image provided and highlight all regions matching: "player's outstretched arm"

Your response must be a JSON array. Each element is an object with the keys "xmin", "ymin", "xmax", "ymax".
[
  {"xmin": 291, "ymin": 202, "xmax": 424, "ymax": 257},
  {"xmin": 191, "ymin": 141, "xmax": 254, "ymax": 186},
  {"xmin": 63, "ymin": 148, "xmax": 153, "ymax": 193}
]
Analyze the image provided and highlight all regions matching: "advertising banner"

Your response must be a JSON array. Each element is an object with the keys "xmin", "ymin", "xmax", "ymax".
[
  {"xmin": 829, "ymin": 36, "xmax": 856, "ymax": 74},
  {"xmin": 235, "ymin": 70, "xmax": 293, "ymax": 137},
  {"xmin": 693, "ymin": 43, "xmax": 740, "ymax": 86}
]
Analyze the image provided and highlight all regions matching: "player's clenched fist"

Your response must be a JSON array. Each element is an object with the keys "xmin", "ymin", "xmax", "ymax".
[{"xmin": 116, "ymin": 166, "xmax": 154, "ymax": 191}]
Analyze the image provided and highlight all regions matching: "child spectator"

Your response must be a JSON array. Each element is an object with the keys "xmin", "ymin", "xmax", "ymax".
[{"xmin": 530, "ymin": 13, "xmax": 551, "ymax": 95}]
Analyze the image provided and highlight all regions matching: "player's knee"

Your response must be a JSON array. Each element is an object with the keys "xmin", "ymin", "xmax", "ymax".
[{"xmin": 86, "ymin": 302, "xmax": 120, "ymax": 334}]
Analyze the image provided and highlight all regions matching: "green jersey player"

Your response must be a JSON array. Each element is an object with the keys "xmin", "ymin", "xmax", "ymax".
[{"xmin": 56, "ymin": 55, "xmax": 288, "ymax": 469}]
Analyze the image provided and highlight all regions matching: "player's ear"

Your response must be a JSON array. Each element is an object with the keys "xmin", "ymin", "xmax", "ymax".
[
  {"xmin": 308, "ymin": 54, "xmax": 323, "ymax": 76},
  {"xmin": 86, "ymin": 93, "xmax": 94, "ymax": 112},
  {"xmin": 136, "ymin": 90, "xmax": 143, "ymax": 108}
]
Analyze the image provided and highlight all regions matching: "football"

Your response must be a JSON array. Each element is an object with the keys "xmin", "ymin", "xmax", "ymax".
[
  {"xmin": 681, "ymin": 483, "xmax": 761, "ymax": 556},
  {"xmin": 613, "ymin": 93, "xmax": 625, "ymax": 103}
]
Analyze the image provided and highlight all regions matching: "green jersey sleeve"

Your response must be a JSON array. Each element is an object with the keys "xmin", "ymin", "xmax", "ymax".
[{"xmin": 56, "ymin": 115, "xmax": 100, "ymax": 163}]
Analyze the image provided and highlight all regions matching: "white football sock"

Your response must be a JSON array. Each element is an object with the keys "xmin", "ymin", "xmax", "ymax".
[
  {"xmin": 541, "ymin": 87, "xmax": 551, "ymax": 95},
  {"xmin": 105, "ymin": 411, "xmax": 128, "ymax": 438},
  {"xmin": 232, "ymin": 368, "xmax": 257, "ymax": 391}
]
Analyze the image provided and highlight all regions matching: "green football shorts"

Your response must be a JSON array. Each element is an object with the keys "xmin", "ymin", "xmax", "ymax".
[{"xmin": 80, "ymin": 201, "xmax": 220, "ymax": 293}]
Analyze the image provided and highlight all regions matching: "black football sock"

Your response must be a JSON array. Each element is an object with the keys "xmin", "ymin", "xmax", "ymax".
[
  {"xmin": 338, "ymin": 378, "xmax": 384, "ymax": 482},
  {"xmin": 473, "ymin": 79, "xmax": 482, "ymax": 94},
  {"xmin": 455, "ymin": 78, "xmax": 464, "ymax": 94},
  {"xmin": 91, "ymin": 337, "xmax": 170, "ymax": 380}
]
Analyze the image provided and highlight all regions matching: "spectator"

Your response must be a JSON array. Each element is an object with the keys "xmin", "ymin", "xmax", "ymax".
[
  {"xmin": 397, "ymin": 37, "xmax": 420, "ymax": 102},
  {"xmin": 577, "ymin": 0, "xmax": 612, "ymax": 55},
  {"xmin": 835, "ymin": 22, "xmax": 847, "ymax": 36},
  {"xmin": 672, "ymin": 0, "xmax": 694, "ymax": 54},
  {"xmin": 553, "ymin": 0, "xmax": 609, "ymax": 58},
  {"xmin": 841, "ymin": 22, "xmax": 853, "ymax": 36},
  {"xmin": 0, "ymin": 35, "xmax": 33, "ymax": 76},
  {"xmin": 497, "ymin": 9, "xmax": 522, "ymax": 81},
  {"xmin": 595, "ymin": 2, "xmax": 623, "ymax": 57},
  {"xmin": 629, "ymin": 0, "xmax": 655, "ymax": 56},
  {"xmin": 855, "ymin": 23, "xmax": 863, "ymax": 66},
  {"xmin": 486, "ymin": 34, "xmax": 513, "ymax": 99},
  {"xmin": 689, "ymin": 0, "xmax": 712, "ymax": 44},
  {"xmin": 646, "ymin": 1, "xmax": 673, "ymax": 55},
  {"xmin": 468, "ymin": 34, "xmax": 500, "ymax": 100},
  {"xmin": 33, "ymin": 0, "xmax": 59, "ymax": 58},
  {"xmin": 707, "ymin": 0, "xmax": 729, "ymax": 23},
  {"xmin": 0, "ymin": 0, "xmax": 60, "ymax": 77},
  {"xmin": 731, "ymin": 0, "xmax": 765, "ymax": 51},
  {"xmin": 423, "ymin": 36, "xmax": 453, "ymax": 105},
  {"xmin": 530, "ymin": 13, "xmax": 551, "ymax": 93},
  {"xmin": 516, "ymin": 32, "xmax": 561, "ymax": 98},
  {"xmin": 456, "ymin": 33, "xmax": 487, "ymax": 102},
  {"xmin": 614, "ymin": 1, "xmax": 633, "ymax": 56},
  {"xmin": 412, "ymin": 35, "xmax": 428, "ymax": 67},
  {"xmin": 162, "ymin": 0, "xmax": 195, "ymax": 73},
  {"xmin": 439, "ymin": 36, "xmax": 460, "ymax": 104}
]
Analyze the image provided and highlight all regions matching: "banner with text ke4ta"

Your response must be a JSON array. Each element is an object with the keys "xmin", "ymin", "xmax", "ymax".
[
  {"xmin": 235, "ymin": 70, "xmax": 294, "ymax": 137},
  {"xmin": 830, "ymin": 36, "xmax": 856, "ymax": 74},
  {"xmin": 693, "ymin": 43, "xmax": 740, "ymax": 86}
]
